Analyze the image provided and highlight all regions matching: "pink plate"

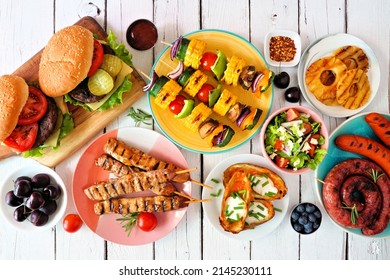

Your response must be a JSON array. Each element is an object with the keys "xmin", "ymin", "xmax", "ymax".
[{"xmin": 72, "ymin": 127, "xmax": 191, "ymax": 245}]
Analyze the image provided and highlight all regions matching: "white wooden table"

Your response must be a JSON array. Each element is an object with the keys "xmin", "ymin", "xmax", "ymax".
[{"xmin": 0, "ymin": 0, "xmax": 389, "ymax": 260}]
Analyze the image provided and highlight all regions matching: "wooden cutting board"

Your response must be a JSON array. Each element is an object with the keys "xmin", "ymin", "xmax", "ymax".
[{"xmin": 7, "ymin": 16, "xmax": 146, "ymax": 167}]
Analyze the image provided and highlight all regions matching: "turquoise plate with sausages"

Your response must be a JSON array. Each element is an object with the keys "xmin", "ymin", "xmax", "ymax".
[{"xmin": 315, "ymin": 111, "xmax": 390, "ymax": 238}]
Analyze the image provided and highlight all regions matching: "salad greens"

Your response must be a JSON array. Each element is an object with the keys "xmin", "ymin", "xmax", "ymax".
[{"xmin": 265, "ymin": 110, "xmax": 327, "ymax": 170}]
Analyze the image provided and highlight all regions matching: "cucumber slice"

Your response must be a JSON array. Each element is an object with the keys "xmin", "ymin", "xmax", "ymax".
[
  {"xmin": 149, "ymin": 76, "xmax": 169, "ymax": 97},
  {"xmin": 177, "ymin": 67, "xmax": 196, "ymax": 87},
  {"xmin": 176, "ymin": 38, "xmax": 190, "ymax": 61},
  {"xmin": 88, "ymin": 69, "xmax": 114, "ymax": 96},
  {"xmin": 100, "ymin": 54, "xmax": 123, "ymax": 78}
]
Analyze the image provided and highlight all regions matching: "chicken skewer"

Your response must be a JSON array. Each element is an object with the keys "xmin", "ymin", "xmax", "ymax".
[
  {"xmin": 84, "ymin": 169, "xmax": 183, "ymax": 200},
  {"xmin": 103, "ymin": 138, "xmax": 212, "ymax": 189},
  {"xmin": 94, "ymin": 195, "xmax": 189, "ymax": 215},
  {"xmin": 95, "ymin": 154, "xmax": 140, "ymax": 177}
]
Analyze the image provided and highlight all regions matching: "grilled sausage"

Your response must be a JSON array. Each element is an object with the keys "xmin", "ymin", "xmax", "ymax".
[
  {"xmin": 94, "ymin": 195, "xmax": 188, "ymax": 215},
  {"xmin": 84, "ymin": 169, "xmax": 179, "ymax": 200},
  {"xmin": 323, "ymin": 158, "xmax": 390, "ymax": 236},
  {"xmin": 104, "ymin": 138, "xmax": 190, "ymax": 183}
]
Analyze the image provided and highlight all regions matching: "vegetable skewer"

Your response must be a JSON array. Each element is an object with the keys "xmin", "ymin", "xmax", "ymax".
[
  {"xmin": 162, "ymin": 37, "xmax": 274, "ymax": 95},
  {"xmin": 140, "ymin": 69, "xmax": 236, "ymax": 147}
]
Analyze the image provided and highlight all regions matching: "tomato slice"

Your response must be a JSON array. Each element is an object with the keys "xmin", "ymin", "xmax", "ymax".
[
  {"xmin": 197, "ymin": 83, "xmax": 214, "ymax": 103},
  {"xmin": 200, "ymin": 52, "xmax": 218, "ymax": 72},
  {"xmin": 3, "ymin": 123, "xmax": 38, "ymax": 152},
  {"xmin": 274, "ymin": 139, "xmax": 284, "ymax": 152},
  {"xmin": 275, "ymin": 156, "xmax": 289, "ymax": 168},
  {"xmin": 87, "ymin": 39, "xmax": 104, "ymax": 77},
  {"xmin": 18, "ymin": 86, "xmax": 48, "ymax": 125},
  {"xmin": 169, "ymin": 95, "xmax": 186, "ymax": 115}
]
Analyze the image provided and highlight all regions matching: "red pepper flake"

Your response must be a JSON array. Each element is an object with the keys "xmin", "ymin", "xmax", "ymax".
[{"xmin": 269, "ymin": 36, "xmax": 296, "ymax": 62}]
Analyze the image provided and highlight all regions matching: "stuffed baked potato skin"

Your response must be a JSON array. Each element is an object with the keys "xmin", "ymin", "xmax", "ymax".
[{"xmin": 223, "ymin": 163, "xmax": 288, "ymax": 200}]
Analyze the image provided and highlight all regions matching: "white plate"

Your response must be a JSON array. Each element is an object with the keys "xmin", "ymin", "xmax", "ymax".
[
  {"xmin": 264, "ymin": 30, "xmax": 302, "ymax": 67},
  {"xmin": 0, "ymin": 161, "xmax": 67, "ymax": 232},
  {"xmin": 298, "ymin": 33, "xmax": 380, "ymax": 118},
  {"xmin": 202, "ymin": 154, "xmax": 289, "ymax": 240}
]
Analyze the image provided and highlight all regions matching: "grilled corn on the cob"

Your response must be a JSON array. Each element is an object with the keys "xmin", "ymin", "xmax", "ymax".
[
  {"xmin": 154, "ymin": 79, "xmax": 182, "ymax": 109},
  {"xmin": 183, "ymin": 69, "xmax": 208, "ymax": 97},
  {"xmin": 184, "ymin": 39, "xmax": 207, "ymax": 69},
  {"xmin": 213, "ymin": 89, "xmax": 238, "ymax": 116},
  {"xmin": 183, "ymin": 103, "xmax": 212, "ymax": 132},
  {"xmin": 223, "ymin": 55, "xmax": 246, "ymax": 86}
]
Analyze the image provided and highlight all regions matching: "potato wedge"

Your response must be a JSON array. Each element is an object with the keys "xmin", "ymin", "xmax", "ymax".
[
  {"xmin": 244, "ymin": 199, "xmax": 275, "ymax": 229},
  {"xmin": 219, "ymin": 170, "xmax": 253, "ymax": 234},
  {"xmin": 223, "ymin": 163, "xmax": 287, "ymax": 200}
]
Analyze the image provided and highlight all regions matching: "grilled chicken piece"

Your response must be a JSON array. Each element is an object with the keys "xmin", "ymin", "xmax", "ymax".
[
  {"xmin": 84, "ymin": 169, "xmax": 179, "ymax": 200},
  {"xmin": 104, "ymin": 138, "xmax": 190, "ymax": 183},
  {"xmin": 95, "ymin": 154, "xmax": 140, "ymax": 177},
  {"xmin": 94, "ymin": 195, "xmax": 189, "ymax": 215}
]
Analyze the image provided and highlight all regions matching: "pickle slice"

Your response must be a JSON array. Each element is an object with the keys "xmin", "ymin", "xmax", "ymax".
[
  {"xmin": 88, "ymin": 69, "xmax": 114, "ymax": 96},
  {"xmin": 100, "ymin": 54, "xmax": 123, "ymax": 78}
]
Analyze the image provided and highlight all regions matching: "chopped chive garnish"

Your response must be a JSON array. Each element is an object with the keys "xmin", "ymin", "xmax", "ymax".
[
  {"xmin": 238, "ymin": 201, "xmax": 245, "ymax": 206},
  {"xmin": 236, "ymin": 213, "xmax": 240, "ymax": 220},
  {"xmin": 258, "ymin": 213, "xmax": 266, "ymax": 218},
  {"xmin": 238, "ymin": 190, "xmax": 247, "ymax": 197},
  {"xmin": 257, "ymin": 204, "xmax": 265, "ymax": 211},
  {"xmin": 265, "ymin": 191, "xmax": 276, "ymax": 197},
  {"xmin": 211, "ymin": 178, "xmax": 219, "ymax": 184},
  {"xmin": 234, "ymin": 206, "xmax": 244, "ymax": 210},
  {"xmin": 262, "ymin": 180, "xmax": 269, "ymax": 187},
  {"xmin": 260, "ymin": 174, "xmax": 268, "ymax": 178},
  {"xmin": 252, "ymin": 180, "xmax": 260, "ymax": 187},
  {"xmin": 274, "ymin": 207, "xmax": 282, "ymax": 213},
  {"xmin": 210, "ymin": 188, "xmax": 222, "ymax": 197},
  {"xmin": 227, "ymin": 210, "xmax": 234, "ymax": 217}
]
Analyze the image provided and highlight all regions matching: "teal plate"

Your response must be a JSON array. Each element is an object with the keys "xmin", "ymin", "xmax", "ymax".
[{"xmin": 315, "ymin": 111, "xmax": 390, "ymax": 238}]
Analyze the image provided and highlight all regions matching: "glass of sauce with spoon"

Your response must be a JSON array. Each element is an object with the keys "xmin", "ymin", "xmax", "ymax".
[{"xmin": 126, "ymin": 19, "xmax": 158, "ymax": 51}]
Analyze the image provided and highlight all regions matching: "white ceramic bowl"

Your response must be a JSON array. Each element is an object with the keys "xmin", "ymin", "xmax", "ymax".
[
  {"xmin": 259, "ymin": 105, "xmax": 329, "ymax": 175},
  {"xmin": 0, "ymin": 163, "xmax": 67, "ymax": 232},
  {"xmin": 264, "ymin": 30, "xmax": 301, "ymax": 67}
]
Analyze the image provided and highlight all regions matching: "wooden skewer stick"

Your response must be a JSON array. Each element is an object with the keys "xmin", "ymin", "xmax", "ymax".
[
  {"xmin": 316, "ymin": 178, "xmax": 326, "ymax": 185},
  {"xmin": 175, "ymin": 167, "xmax": 197, "ymax": 174},
  {"xmin": 185, "ymin": 199, "xmax": 212, "ymax": 204},
  {"xmin": 161, "ymin": 40, "xmax": 173, "ymax": 47},
  {"xmin": 135, "ymin": 67, "xmax": 152, "ymax": 81},
  {"xmin": 190, "ymin": 179, "xmax": 213, "ymax": 190},
  {"xmin": 174, "ymin": 191, "xmax": 194, "ymax": 201}
]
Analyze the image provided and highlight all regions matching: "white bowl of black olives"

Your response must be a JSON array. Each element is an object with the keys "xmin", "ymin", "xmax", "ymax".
[{"xmin": 0, "ymin": 164, "xmax": 67, "ymax": 232}]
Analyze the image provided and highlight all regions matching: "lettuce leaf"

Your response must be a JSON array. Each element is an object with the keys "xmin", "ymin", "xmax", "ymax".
[
  {"xmin": 22, "ymin": 112, "xmax": 74, "ymax": 158},
  {"xmin": 106, "ymin": 30, "xmax": 133, "ymax": 67}
]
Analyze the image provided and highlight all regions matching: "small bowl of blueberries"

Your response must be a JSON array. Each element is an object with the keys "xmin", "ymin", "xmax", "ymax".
[{"xmin": 290, "ymin": 202, "xmax": 322, "ymax": 234}]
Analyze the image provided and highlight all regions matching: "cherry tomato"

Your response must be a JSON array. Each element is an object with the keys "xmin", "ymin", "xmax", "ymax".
[
  {"xmin": 169, "ymin": 95, "xmax": 186, "ymax": 115},
  {"xmin": 18, "ymin": 86, "xmax": 48, "ymax": 125},
  {"xmin": 3, "ymin": 123, "xmax": 38, "ymax": 152},
  {"xmin": 200, "ymin": 52, "xmax": 217, "ymax": 72},
  {"xmin": 87, "ymin": 39, "xmax": 104, "ymax": 77},
  {"xmin": 275, "ymin": 156, "xmax": 289, "ymax": 168},
  {"xmin": 137, "ymin": 212, "xmax": 158, "ymax": 232},
  {"xmin": 63, "ymin": 214, "xmax": 83, "ymax": 233},
  {"xmin": 274, "ymin": 139, "xmax": 284, "ymax": 152},
  {"xmin": 197, "ymin": 83, "xmax": 214, "ymax": 103},
  {"xmin": 302, "ymin": 123, "xmax": 312, "ymax": 135}
]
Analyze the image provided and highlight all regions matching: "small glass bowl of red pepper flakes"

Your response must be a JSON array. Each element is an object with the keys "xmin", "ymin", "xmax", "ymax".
[{"xmin": 264, "ymin": 30, "xmax": 301, "ymax": 67}]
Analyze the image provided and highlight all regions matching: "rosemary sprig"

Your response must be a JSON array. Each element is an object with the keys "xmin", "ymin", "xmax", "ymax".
[
  {"xmin": 127, "ymin": 107, "xmax": 152, "ymax": 126},
  {"xmin": 368, "ymin": 168, "xmax": 384, "ymax": 183},
  {"xmin": 116, "ymin": 212, "xmax": 140, "ymax": 236},
  {"xmin": 340, "ymin": 203, "xmax": 359, "ymax": 225}
]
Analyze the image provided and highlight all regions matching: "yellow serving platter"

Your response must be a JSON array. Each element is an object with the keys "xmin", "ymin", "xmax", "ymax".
[{"xmin": 148, "ymin": 29, "xmax": 273, "ymax": 153}]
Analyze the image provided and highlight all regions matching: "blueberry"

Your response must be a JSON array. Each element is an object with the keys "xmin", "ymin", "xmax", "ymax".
[
  {"xmin": 298, "ymin": 216, "xmax": 308, "ymax": 225},
  {"xmin": 293, "ymin": 223, "xmax": 303, "ymax": 232},
  {"xmin": 308, "ymin": 213, "xmax": 317, "ymax": 222},
  {"xmin": 304, "ymin": 221, "xmax": 313, "ymax": 230},
  {"xmin": 291, "ymin": 211, "xmax": 299, "ymax": 222},
  {"xmin": 296, "ymin": 205, "xmax": 305, "ymax": 213},
  {"xmin": 301, "ymin": 212, "xmax": 308, "ymax": 217},
  {"xmin": 305, "ymin": 204, "xmax": 316, "ymax": 213},
  {"xmin": 304, "ymin": 227, "xmax": 313, "ymax": 234},
  {"xmin": 313, "ymin": 221, "xmax": 321, "ymax": 229},
  {"xmin": 314, "ymin": 210, "xmax": 322, "ymax": 219}
]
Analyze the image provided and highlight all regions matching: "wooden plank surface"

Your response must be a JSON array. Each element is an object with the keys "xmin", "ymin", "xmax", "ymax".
[
  {"xmin": 0, "ymin": 0, "xmax": 389, "ymax": 261},
  {"xmin": 10, "ymin": 16, "xmax": 146, "ymax": 168}
]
